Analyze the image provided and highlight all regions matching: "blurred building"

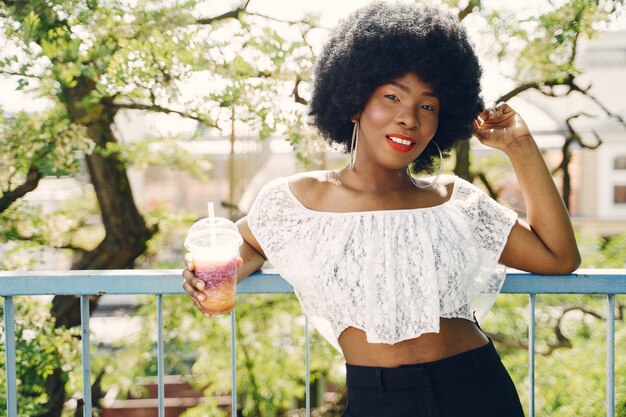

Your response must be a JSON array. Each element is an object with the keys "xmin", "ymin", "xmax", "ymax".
[
  {"xmin": 574, "ymin": 30, "xmax": 626, "ymax": 233},
  {"xmin": 472, "ymin": 30, "xmax": 626, "ymax": 236}
]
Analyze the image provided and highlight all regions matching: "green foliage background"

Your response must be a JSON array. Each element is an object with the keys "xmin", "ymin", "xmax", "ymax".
[
  {"xmin": 0, "ymin": 298, "xmax": 82, "ymax": 416},
  {"xmin": 1, "ymin": 0, "xmax": 625, "ymax": 416}
]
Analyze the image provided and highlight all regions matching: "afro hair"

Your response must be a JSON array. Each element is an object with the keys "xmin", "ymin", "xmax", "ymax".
[{"xmin": 308, "ymin": 2, "xmax": 484, "ymax": 173}]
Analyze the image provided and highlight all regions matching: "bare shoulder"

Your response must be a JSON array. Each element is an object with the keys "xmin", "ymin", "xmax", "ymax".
[
  {"xmin": 421, "ymin": 173, "xmax": 457, "ymax": 202},
  {"xmin": 287, "ymin": 170, "xmax": 336, "ymax": 203}
]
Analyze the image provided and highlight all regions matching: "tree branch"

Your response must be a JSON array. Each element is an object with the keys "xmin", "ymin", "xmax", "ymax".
[
  {"xmin": 57, "ymin": 243, "xmax": 89, "ymax": 254},
  {"xmin": 499, "ymin": 75, "xmax": 626, "ymax": 131},
  {"xmin": 0, "ymin": 69, "xmax": 40, "ymax": 80},
  {"xmin": 0, "ymin": 167, "xmax": 42, "ymax": 213},
  {"xmin": 196, "ymin": 0, "xmax": 251, "ymax": 25},
  {"xmin": 572, "ymin": 87, "xmax": 626, "ymax": 128},
  {"xmin": 247, "ymin": 11, "xmax": 303, "ymax": 25},
  {"xmin": 498, "ymin": 75, "xmax": 583, "ymax": 102},
  {"xmin": 570, "ymin": 30, "xmax": 580, "ymax": 66},
  {"xmin": 5, "ymin": 234, "xmax": 45, "ymax": 245},
  {"xmin": 564, "ymin": 112, "xmax": 603, "ymax": 150},
  {"xmin": 5, "ymin": 214, "xmax": 90, "ymax": 253},
  {"xmin": 488, "ymin": 302, "xmax": 624, "ymax": 356},
  {"xmin": 553, "ymin": 112, "xmax": 603, "ymax": 209},
  {"xmin": 113, "ymin": 102, "xmax": 218, "ymax": 127},
  {"xmin": 475, "ymin": 171, "xmax": 499, "ymax": 200},
  {"xmin": 497, "ymin": 82, "xmax": 540, "ymax": 102},
  {"xmin": 458, "ymin": 0, "xmax": 481, "ymax": 21},
  {"xmin": 292, "ymin": 76, "xmax": 308, "ymax": 105}
]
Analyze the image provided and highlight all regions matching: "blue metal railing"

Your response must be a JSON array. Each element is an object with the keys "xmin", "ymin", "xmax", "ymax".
[{"xmin": 1, "ymin": 269, "xmax": 625, "ymax": 417}]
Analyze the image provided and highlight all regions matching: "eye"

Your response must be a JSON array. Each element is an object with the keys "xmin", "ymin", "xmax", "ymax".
[
  {"xmin": 421, "ymin": 104, "xmax": 436, "ymax": 112},
  {"xmin": 384, "ymin": 93, "xmax": 400, "ymax": 102}
]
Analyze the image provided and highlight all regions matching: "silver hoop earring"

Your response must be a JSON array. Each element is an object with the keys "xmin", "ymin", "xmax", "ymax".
[
  {"xmin": 349, "ymin": 121, "xmax": 360, "ymax": 170},
  {"xmin": 407, "ymin": 141, "xmax": 442, "ymax": 189}
]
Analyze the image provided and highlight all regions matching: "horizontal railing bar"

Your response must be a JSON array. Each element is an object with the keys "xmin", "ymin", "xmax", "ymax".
[
  {"xmin": 503, "ymin": 270, "xmax": 626, "ymax": 294},
  {"xmin": 1, "ymin": 269, "xmax": 626, "ymax": 296},
  {"xmin": 0, "ymin": 269, "xmax": 292, "ymax": 296}
]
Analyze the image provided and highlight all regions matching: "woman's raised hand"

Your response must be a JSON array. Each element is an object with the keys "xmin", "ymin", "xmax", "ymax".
[
  {"xmin": 472, "ymin": 102, "xmax": 532, "ymax": 153},
  {"xmin": 472, "ymin": 103, "xmax": 581, "ymax": 274}
]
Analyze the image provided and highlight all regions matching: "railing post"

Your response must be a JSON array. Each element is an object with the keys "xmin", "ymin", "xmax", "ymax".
[
  {"xmin": 529, "ymin": 293, "xmax": 536, "ymax": 417},
  {"xmin": 157, "ymin": 295, "xmax": 165, "ymax": 417},
  {"xmin": 606, "ymin": 294, "xmax": 615, "ymax": 417},
  {"xmin": 80, "ymin": 296, "xmax": 92, "ymax": 417},
  {"xmin": 231, "ymin": 309, "xmax": 237, "ymax": 417},
  {"xmin": 3, "ymin": 296, "xmax": 17, "ymax": 417},
  {"xmin": 305, "ymin": 315, "xmax": 310, "ymax": 417}
]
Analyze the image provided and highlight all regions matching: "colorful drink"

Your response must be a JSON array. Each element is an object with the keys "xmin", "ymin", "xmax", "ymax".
[
  {"xmin": 194, "ymin": 256, "xmax": 238, "ymax": 314},
  {"xmin": 185, "ymin": 226, "xmax": 243, "ymax": 315}
]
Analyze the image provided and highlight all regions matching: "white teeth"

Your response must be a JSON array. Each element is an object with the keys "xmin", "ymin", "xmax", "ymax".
[{"xmin": 388, "ymin": 136, "xmax": 413, "ymax": 146}]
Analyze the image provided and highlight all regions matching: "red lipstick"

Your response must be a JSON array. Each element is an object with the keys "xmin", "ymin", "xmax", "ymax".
[{"xmin": 386, "ymin": 134, "xmax": 416, "ymax": 152}]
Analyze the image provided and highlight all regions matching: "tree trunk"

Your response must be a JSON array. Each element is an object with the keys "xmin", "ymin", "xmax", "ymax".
[
  {"xmin": 454, "ymin": 140, "xmax": 472, "ymax": 182},
  {"xmin": 560, "ymin": 138, "xmax": 574, "ymax": 211},
  {"xmin": 44, "ymin": 80, "xmax": 156, "ymax": 417}
]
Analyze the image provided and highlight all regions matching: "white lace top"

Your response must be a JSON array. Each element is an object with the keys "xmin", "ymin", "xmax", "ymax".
[{"xmin": 247, "ymin": 172, "xmax": 518, "ymax": 353}]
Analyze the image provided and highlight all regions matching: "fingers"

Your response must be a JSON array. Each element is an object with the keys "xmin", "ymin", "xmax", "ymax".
[
  {"xmin": 478, "ymin": 101, "xmax": 511, "ymax": 123},
  {"xmin": 182, "ymin": 266, "xmax": 205, "ymax": 292},
  {"xmin": 183, "ymin": 279, "xmax": 205, "ymax": 310},
  {"xmin": 183, "ymin": 269, "xmax": 215, "ymax": 317},
  {"xmin": 471, "ymin": 117, "xmax": 498, "ymax": 142},
  {"xmin": 183, "ymin": 254, "xmax": 243, "ymax": 316},
  {"xmin": 184, "ymin": 252, "xmax": 195, "ymax": 271},
  {"xmin": 471, "ymin": 119, "xmax": 482, "ymax": 134}
]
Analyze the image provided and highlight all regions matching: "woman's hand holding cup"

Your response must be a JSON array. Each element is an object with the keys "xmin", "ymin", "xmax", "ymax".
[
  {"xmin": 183, "ymin": 252, "xmax": 243, "ymax": 316},
  {"xmin": 182, "ymin": 215, "xmax": 244, "ymax": 316}
]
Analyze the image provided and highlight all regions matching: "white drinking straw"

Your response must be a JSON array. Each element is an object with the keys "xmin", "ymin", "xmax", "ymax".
[{"xmin": 208, "ymin": 202, "xmax": 217, "ymax": 247}]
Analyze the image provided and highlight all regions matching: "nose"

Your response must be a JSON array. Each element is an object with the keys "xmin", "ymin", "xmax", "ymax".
[{"xmin": 395, "ymin": 107, "xmax": 418, "ymax": 129}]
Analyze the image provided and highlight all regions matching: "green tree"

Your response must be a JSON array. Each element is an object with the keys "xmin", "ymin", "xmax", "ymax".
[
  {"xmin": 120, "ymin": 294, "xmax": 344, "ymax": 417},
  {"xmin": 448, "ymin": 0, "xmax": 625, "ymax": 204},
  {"xmin": 2, "ymin": 0, "xmax": 625, "ymax": 416},
  {"xmin": 0, "ymin": 298, "xmax": 82, "ymax": 417},
  {"xmin": 0, "ymin": 0, "xmax": 315, "ymax": 415}
]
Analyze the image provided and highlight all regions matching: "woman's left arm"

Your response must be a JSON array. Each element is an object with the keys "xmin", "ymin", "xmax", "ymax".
[{"xmin": 472, "ymin": 102, "xmax": 581, "ymax": 274}]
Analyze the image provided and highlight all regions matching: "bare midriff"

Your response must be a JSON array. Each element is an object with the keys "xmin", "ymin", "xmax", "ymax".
[{"xmin": 338, "ymin": 317, "xmax": 489, "ymax": 367}]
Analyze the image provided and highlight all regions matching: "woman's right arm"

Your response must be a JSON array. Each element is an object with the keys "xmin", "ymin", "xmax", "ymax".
[
  {"xmin": 182, "ymin": 216, "xmax": 267, "ymax": 310},
  {"xmin": 234, "ymin": 216, "xmax": 267, "ymax": 283}
]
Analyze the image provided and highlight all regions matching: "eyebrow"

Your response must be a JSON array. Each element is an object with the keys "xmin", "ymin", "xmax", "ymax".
[{"xmin": 388, "ymin": 81, "xmax": 437, "ymax": 97}]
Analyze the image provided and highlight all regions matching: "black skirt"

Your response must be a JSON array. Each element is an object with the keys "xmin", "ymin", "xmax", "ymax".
[{"xmin": 342, "ymin": 320, "xmax": 525, "ymax": 417}]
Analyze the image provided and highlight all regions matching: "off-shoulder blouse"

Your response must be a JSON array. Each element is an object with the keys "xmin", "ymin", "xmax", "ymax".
[{"xmin": 247, "ymin": 172, "xmax": 518, "ymax": 352}]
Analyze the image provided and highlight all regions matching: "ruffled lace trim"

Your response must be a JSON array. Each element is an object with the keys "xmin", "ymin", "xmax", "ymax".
[{"xmin": 247, "ymin": 174, "xmax": 517, "ymax": 352}]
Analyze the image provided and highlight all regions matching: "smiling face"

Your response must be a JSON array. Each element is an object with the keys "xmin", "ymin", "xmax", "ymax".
[{"xmin": 354, "ymin": 72, "xmax": 440, "ymax": 170}]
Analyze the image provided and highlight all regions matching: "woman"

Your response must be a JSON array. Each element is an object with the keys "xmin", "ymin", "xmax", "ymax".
[{"xmin": 183, "ymin": 3, "xmax": 580, "ymax": 416}]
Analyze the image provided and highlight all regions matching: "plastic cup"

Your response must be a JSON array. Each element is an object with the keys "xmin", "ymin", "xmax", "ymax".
[{"xmin": 185, "ymin": 227, "xmax": 243, "ymax": 315}]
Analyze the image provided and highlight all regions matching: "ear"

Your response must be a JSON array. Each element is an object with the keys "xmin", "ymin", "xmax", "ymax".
[{"xmin": 351, "ymin": 113, "xmax": 361, "ymax": 123}]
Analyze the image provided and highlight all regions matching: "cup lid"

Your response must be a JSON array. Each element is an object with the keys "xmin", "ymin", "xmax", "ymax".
[
  {"xmin": 188, "ymin": 217, "xmax": 238, "ymax": 237},
  {"xmin": 184, "ymin": 228, "xmax": 243, "ymax": 252}
]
